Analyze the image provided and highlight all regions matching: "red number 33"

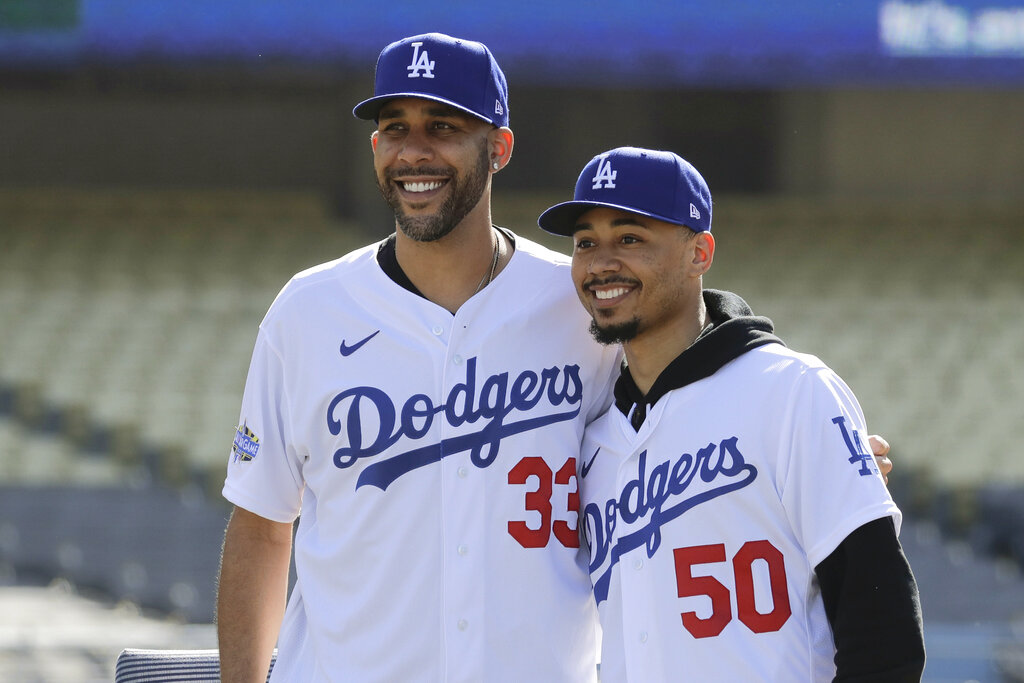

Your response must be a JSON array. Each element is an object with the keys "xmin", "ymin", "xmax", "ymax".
[{"xmin": 507, "ymin": 456, "xmax": 579, "ymax": 548}]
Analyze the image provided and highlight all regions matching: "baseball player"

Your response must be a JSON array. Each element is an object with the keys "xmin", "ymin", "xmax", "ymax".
[
  {"xmin": 538, "ymin": 147, "xmax": 925, "ymax": 681},
  {"xmin": 217, "ymin": 33, "xmax": 621, "ymax": 682},
  {"xmin": 216, "ymin": 35, "xmax": 896, "ymax": 682}
]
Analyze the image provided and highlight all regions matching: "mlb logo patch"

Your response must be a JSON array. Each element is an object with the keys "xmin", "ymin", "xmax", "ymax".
[{"xmin": 232, "ymin": 423, "xmax": 261, "ymax": 462}]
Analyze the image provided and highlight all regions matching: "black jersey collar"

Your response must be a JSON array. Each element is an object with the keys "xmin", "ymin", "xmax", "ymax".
[
  {"xmin": 376, "ymin": 233, "xmax": 422, "ymax": 296},
  {"xmin": 376, "ymin": 228, "xmax": 516, "ymax": 299}
]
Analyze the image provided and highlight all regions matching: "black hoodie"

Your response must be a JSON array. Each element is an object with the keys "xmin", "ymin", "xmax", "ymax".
[{"xmin": 614, "ymin": 289, "xmax": 781, "ymax": 430}]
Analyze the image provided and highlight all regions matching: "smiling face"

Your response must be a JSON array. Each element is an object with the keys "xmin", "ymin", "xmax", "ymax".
[
  {"xmin": 570, "ymin": 206, "xmax": 712, "ymax": 346},
  {"xmin": 372, "ymin": 98, "xmax": 499, "ymax": 242}
]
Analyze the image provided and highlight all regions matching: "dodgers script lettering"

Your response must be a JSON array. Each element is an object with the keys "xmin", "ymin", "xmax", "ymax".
[
  {"xmin": 326, "ymin": 357, "xmax": 583, "ymax": 490},
  {"xmin": 585, "ymin": 437, "xmax": 758, "ymax": 603}
]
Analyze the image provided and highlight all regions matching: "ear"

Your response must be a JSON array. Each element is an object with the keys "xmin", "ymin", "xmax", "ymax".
[
  {"xmin": 489, "ymin": 127, "xmax": 514, "ymax": 172},
  {"xmin": 691, "ymin": 232, "xmax": 715, "ymax": 276},
  {"xmin": 371, "ymin": 131, "xmax": 378, "ymax": 152}
]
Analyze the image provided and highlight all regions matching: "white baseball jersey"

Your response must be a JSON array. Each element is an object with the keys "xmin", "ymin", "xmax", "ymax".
[
  {"xmin": 223, "ymin": 233, "xmax": 620, "ymax": 682},
  {"xmin": 580, "ymin": 343, "xmax": 900, "ymax": 682}
]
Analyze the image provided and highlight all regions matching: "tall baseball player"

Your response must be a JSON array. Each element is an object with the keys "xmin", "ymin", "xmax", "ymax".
[
  {"xmin": 217, "ymin": 33, "xmax": 621, "ymax": 683},
  {"xmin": 216, "ymin": 35, "xmax": 896, "ymax": 683},
  {"xmin": 538, "ymin": 147, "xmax": 926, "ymax": 681}
]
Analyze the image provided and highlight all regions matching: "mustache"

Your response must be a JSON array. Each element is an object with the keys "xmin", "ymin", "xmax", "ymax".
[
  {"xmin": 583, "ymin": 276, "xmax": 639, "ymax": 289},
  {"xmin": 387, "ymin": 167, "xmax": 454, "ymax": 180}
]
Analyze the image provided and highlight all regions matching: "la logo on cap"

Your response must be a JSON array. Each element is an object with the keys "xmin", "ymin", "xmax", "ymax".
[
  {"xmin": 592, "ymin": 157, "xmax": 617, "ymax": 190},
  {"xmin": 407, "ymin": 42, "xmax": 435, "ymax": 79}
]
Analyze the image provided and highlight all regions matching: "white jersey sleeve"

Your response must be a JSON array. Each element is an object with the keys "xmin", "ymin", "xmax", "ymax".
[
  {"xmin": 222, "ymin": 324, "xmax": 304, "ymax": 523},
  {"xmin": 779, "ymin": 362, "xmax": 900, "ymax": 567}
]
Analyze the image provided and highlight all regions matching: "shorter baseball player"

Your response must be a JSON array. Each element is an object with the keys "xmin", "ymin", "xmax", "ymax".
[{"xmin": 539, "ymin": 148, "xmax": 925, "ymax": 681}]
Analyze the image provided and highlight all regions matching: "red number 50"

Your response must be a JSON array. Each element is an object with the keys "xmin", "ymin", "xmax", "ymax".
[
  {"xmin": 507, "ymin": 457, "xmax": 579, "ymax": 548},
  {"xmin": 673, "ymin": 541, "xmax": 791, "ymax": 639}
]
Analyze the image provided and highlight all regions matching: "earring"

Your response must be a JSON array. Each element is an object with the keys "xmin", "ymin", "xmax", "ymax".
[{"xmin": 492, "ymin": 162, "xmax": 500, "ymax": 171}]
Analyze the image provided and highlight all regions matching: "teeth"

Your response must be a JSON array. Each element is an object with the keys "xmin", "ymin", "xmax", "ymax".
[
  {"xmin": 402, "ymin": 180, "xmax": 444, "ymax": 193},
  {"xmin": 595, "ymin": 287, "xmax": 629, "ymax": 300}
]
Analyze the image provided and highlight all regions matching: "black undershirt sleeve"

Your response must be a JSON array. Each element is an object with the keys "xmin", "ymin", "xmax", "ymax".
[{"xmin": 815, "ymin": 516, "xmax": 926, "ymax": 682}]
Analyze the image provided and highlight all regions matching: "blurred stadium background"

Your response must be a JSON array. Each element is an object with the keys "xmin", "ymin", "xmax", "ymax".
[{"xmin": 1, "ymin": 1, "xmax": 1023, "ymax": 680}]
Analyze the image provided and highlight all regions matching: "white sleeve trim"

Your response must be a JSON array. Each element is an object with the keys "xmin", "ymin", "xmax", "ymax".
[
  {"xmin": 805, "ymin": 503, "xmax": 902, "ymax": 569},
  {"xmin": 221, "ymin": 482, "xmax": 300, "ymax": 524}
]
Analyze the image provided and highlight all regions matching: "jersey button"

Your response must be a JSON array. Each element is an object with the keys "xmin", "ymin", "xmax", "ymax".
[
  {"xmin": 457, "ymin": 466, "xmax": 468, "ymax": 478},
  {"xmin": 633, "ymin": 558, "xmax": 643, "ymax": 570},
  {"xmin": 457, "ymin": 619, "xmax": 469, "ymax": 631},
  {"xmin": 431, "ymin": 325, "xmax": 444, "ymax": 336},
  {"xmin": 453, "ymin": 354, "xmax": 463, "ymax": 365},
  {"xmin": 639, "ymin": 631, "xmax": 648, "ymax": 644},
  {"xmin": 457, "ymin": 544, "xmax": 469, "ymax": 556}
]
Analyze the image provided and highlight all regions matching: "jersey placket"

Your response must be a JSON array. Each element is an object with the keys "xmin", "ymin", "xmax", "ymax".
[
  {"xmin": 435, "ymin": 312, "xmax": 486, "ymax": 682},
  {"xmin": 615, "ymin": 402, "xmax": 665, "ymax": 682}
]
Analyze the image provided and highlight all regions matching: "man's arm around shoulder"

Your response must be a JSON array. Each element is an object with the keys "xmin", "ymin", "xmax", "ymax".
[
  {"xmin": 816, "ymin": 516, "xmax": 926, "ymax": 682},
  {"xmin": 217, "ymin": 505, "xmax": 294, "ymax": 683}
]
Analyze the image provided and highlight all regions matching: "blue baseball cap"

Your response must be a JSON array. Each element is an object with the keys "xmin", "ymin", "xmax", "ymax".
[
  {"xmin": 538, "ymin": 147, "xmax": 712, "ymax": 236},
  {"xmin": 353, "ymin": 33, "xmax": 509, "ymax": 128}
]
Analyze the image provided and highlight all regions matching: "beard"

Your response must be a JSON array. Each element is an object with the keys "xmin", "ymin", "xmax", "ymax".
[
  {"xmin": 589, "ymin": 317, "xmax": 641, "ymax": 345},
  {"xmin": 377, "ymin": 146, "xmax": 491, "ymax": 242}
]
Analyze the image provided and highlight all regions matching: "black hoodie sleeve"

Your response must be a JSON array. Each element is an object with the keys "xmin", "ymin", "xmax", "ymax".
[{"xmin": 815, "ymin": 516, "xmax": 926, "ymax": 682}]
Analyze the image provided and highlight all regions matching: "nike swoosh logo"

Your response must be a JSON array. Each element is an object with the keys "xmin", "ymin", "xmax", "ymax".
[
  {"xmin": 339, "ymin": 330, "xmax": 380, "ymax": 357},
  {"xmin": 581, "ymin": 447, "xmax": 600, "ymax": 479}
]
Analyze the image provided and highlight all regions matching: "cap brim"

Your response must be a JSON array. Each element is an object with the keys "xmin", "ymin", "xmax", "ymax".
[
  {"xmin": 352, "ymin": 93, "xmax": 498, "ymax": 126},
  {"xmin": 538, "ymin": 200, "xmax": 688, "ymax": 236}
]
